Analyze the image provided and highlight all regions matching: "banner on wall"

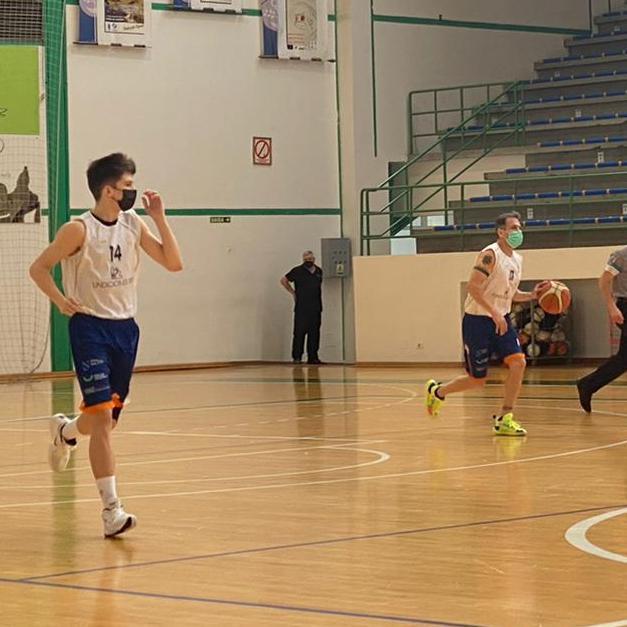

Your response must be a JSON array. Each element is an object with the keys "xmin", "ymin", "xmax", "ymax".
[
  {"xmin": 78, "ymin": 0, "xmax": 97, "ymax": 44},
  {"xmin": 278, "ymin": 0, "xmax": 328, "ymax": 60},
  {"xmin": 260, "ymin": 0, "xmax": 278, "ymax": 56},
  {"xmin": 0, "ymin": 47, "xmax": 40, "ymax": 135},
  {"xmin": 96, "ymin": 0, "xmax": 152, "ymax": 47}
]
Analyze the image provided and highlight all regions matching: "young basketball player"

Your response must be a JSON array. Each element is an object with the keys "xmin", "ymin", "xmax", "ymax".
[
  {"xmin": 425, "ymin": 212, "xmax": 547, "ymax": 436},
  {"xmin": 29, "ymin": 153, "xmax": 183, "ymax": 537}
]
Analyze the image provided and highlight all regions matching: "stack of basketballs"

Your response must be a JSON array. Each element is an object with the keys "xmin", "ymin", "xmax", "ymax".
[{"xmin": 511, "ymin": 281, "xmax": 572, "ymax": 360}]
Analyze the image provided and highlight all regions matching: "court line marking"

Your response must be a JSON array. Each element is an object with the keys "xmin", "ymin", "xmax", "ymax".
[
  {"xmin": 0, "ymin": 446, "xmax": 390, "ymax": 491},
  {"xmin": 0, "ymin": 578, "xmax": 482, "ymax": 627},
  {"xmin": 585, "ymin": 621, "xmax": 627, "ymax": 627},
  {"xmin": 125, "ymin": 431, "xmax": 383, "ymax": 442},
  {"xmin": 565, "ymin": 508, "xmax": 627, "ymax": 564},
  {"xmin": 1, "ymin": 436, "xmax": 625, "ymax": 511},
  {"xmin": 0, "ymin": 394, "xmax": 623, "ymax": 499},
  {"xmin": 24, "ymin": 503, "xmax": 625, "ymax": 582},
  {"xmin": 0, "ymin": 387, "xmax": 418, "ymax": 424},
  {"xmin": 0, "ymin": 441, "xmax": 386, "ymax": 481}
]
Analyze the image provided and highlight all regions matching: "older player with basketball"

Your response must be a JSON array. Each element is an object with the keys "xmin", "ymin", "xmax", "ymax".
[
  {"xmin": 425, "ymin": 211, "xmax": 548, "ymax": 436},
  {"xmin": 30, "ymin": 153, "xmax": 183, "ymax": 537}
]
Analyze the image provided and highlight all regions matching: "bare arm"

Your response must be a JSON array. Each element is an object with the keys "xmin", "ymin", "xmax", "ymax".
[
  {"xmin": 599, "ymin": 270, "xmax": 623, "ymax": 325},
  {"xmin": 139, "ymin": 191, "xmax": 183, "ymax": 272},
  {"xmin": 29, "ymin": 221, "xmax": 86, "ymax": 316},
  {"xmin": 467, "ymin": 250, "xmax": 498, "ymax": 313},
  {"xmin": 513, "ymin": 281, "xmax": 550, "ymax": 303},
  {"xmin": 280, "ymin": 276, "xmax": 295, "ymax": 297}
]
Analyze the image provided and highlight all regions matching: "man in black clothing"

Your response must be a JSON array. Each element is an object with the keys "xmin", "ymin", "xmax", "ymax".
[{"xmin": 281, "ymin": 251, "xmax": 324, "ymax": 364}]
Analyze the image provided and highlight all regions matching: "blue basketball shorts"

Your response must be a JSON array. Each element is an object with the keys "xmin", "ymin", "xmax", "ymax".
[
  {"xmin": 69, "ymin": 313, "xmax": 140, "ymax": 418},
  {"xmin": 462, "ymin": 313, "xmax": 524, "ymax": 379}
]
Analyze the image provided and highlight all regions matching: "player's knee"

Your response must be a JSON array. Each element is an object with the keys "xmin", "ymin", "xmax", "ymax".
[
  {"xmin": 506, "ymin": 354, "xmax": 526, "ymax": 372},
  {"xmin": 470, "ymin": 376, "xmax": 487, "ymax": 388},
  {"xmin": 90, "ymin": 410, "xmax": 114, "ymax": 433}
]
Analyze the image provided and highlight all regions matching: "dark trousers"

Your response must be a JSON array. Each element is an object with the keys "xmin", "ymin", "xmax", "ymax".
[
  {"xmin": 580, "ymin": 298, "xmax": 627, "ymax": 393},
  {"xmin": 292, "ymin": 309, "xmax": 321, "ymax": 362}
]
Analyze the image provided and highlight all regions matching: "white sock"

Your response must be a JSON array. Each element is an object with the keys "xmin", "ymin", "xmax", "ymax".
[
  {"xmin": 60, "ymin": 417, "xmax": 83, "ymax": 443},
  {"xmin": 96, "ymin": 476, "xmax": 118, "ymax": 508}
]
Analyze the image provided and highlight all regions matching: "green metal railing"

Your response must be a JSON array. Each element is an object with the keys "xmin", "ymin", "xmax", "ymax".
[
  {"xmin": 407, "ymin": 81, "xmax": 521, "ymax": 156},
  {"xmin": 361, "ymin": 170, "xmax": 627, "ymax": 254},
  {"xmin": 365, "ymin": 80, "xmax": 528, "ymax": 247}
]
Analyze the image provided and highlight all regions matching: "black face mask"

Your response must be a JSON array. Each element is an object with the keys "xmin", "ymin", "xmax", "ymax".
[
  {"xmin": 116, "ymin": 188, "xmax": 137, "ymax": 212},
  {"xmin": 304, "ymin": 261, "xmax": 315, "ymax": 268}
]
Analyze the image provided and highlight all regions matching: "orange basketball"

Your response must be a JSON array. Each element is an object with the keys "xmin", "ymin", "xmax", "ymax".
[
  {"xmin": 538, "ymin": 280, "xmax": 571, "ymax": 315},
  {"xmin": 555, "ymin": 341, "xmax": 569, "ymax": 356}
]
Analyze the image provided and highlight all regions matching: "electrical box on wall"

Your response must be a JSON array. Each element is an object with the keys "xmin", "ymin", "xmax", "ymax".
[{"xmin": 321, "ymin": 238, "xmax": 352, "ymax": 278}]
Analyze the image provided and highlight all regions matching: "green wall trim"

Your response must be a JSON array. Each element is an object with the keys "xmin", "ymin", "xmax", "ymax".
[
  {"xmin": 372, "ymin": 14, "xmax": 589, "ymax": 36},
  {"xmin": 45, "ymin": 0, "xmax": 73, "ymax": 373},
  {"xmin": 66, "ymin": 208, "xmax": 341, "ymax": 216},
  {"xmin": 370, "ymin": 0, "xmax": 378, "ymax": 158}
]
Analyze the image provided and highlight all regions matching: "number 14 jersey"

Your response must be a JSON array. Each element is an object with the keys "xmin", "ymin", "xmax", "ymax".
[{"xmin": 62, "ymin": 210, "xmax": 141, "ymax": 320}]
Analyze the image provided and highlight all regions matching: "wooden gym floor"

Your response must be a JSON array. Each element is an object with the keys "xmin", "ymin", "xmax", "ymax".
[{"xmin": 0, "ymin": 364, "xmax": 625, "ymax": 626}]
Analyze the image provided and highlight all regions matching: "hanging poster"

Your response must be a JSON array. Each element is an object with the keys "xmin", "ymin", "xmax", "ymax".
[
  {"xmin": 78, "ymin": 0, "xmax": 97, "ymax": 43},
  {"xmin": 278, "ymin": 0, "xmax": 327, "ymax": 60},
  {"xmin": 260, "ymin": 0, "xmax": 278, "ymax": 56},
  {"xmin": 96, "ymin": 0, "xmax": 152, "ymax": 47}
]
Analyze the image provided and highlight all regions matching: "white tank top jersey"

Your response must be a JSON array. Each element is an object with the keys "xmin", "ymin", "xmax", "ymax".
[
  {"xmin": 61, "ymin": 210, "xmax": 142, "ymax": 320},
  {"xmin": 464, "ymin": 242, "xmax": 522, "ymax": 317}
]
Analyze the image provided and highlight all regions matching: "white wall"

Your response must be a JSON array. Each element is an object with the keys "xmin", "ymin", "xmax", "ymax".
[
  {"xmin": 64, "ymin": 2, "xmax": 343, "ymax": 366},
  {"xmin": 66, "ymin": 5, "xmax": 338, "ymax": 210},
  {"xmin": 354, "ymin": 246, "xmax": 616, "ymax": 363},
  {"xmin": 136, "ymin": 215, "xmax": 343, "ymax": 365}
]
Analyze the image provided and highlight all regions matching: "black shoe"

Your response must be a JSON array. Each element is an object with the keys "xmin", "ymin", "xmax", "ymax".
[
  {"xmin": 307, "ymin": 358, "xmax": 325, "ymax": 365},
  {"xmin": 576, "ymin": 379, "xmax": 592, "ymax": 414},
  {"xmin": 293, "ymin": 359, "xmax": 302, "ymax": 364}
]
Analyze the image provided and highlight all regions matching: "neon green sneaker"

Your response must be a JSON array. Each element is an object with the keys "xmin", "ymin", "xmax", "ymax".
[
  {"xmin": 493, "ymin": 413, "xmax": 527, "ymax": 437},
  {"xmin": 425, "ymin": 379, "xmax": 444, "ymax": 416}
]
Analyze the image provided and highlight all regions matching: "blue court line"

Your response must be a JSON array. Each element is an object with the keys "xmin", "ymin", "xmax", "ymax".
[
  {"xmin": 23, "ymin": 503, "xmax": 624, "ymax": 582},
  {"xmin": 0, "ymin": 577, "xmax": 481, "ymax": 627}
]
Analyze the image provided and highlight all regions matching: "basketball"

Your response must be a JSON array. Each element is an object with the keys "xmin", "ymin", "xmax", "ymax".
[
  {"xmin": 526, "ymin": 343, "xmax": 541, "ymax": 358},
  {"xmin": 538, "ymin": 280, "xmax": 571, "ymax": 314},
  {"xmin": 523, "ymin": 321, "xmax": 538, "ymax": 336},
  {"xmin": 551, "ymin": 328, "xmax": 566, "ymax": 343},
  {"xmin": 555, "ymin": 341, "xmax": 569, "ymax": 356},
  {"xmin": 536, "ymin": 330, "xmax": 552, "ymax": 343},
  {"xmin": 533, "ymin": 307, "xmax": 545, "ymax": 323},
  {"xmin": 518, "ymin": 331, "xmax": 530, "ymax": 346}
]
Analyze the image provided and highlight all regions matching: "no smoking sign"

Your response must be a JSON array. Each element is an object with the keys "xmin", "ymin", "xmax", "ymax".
[{"xmin": 252, "ymin": 136, "xmax": 272, "ymax": 166}]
